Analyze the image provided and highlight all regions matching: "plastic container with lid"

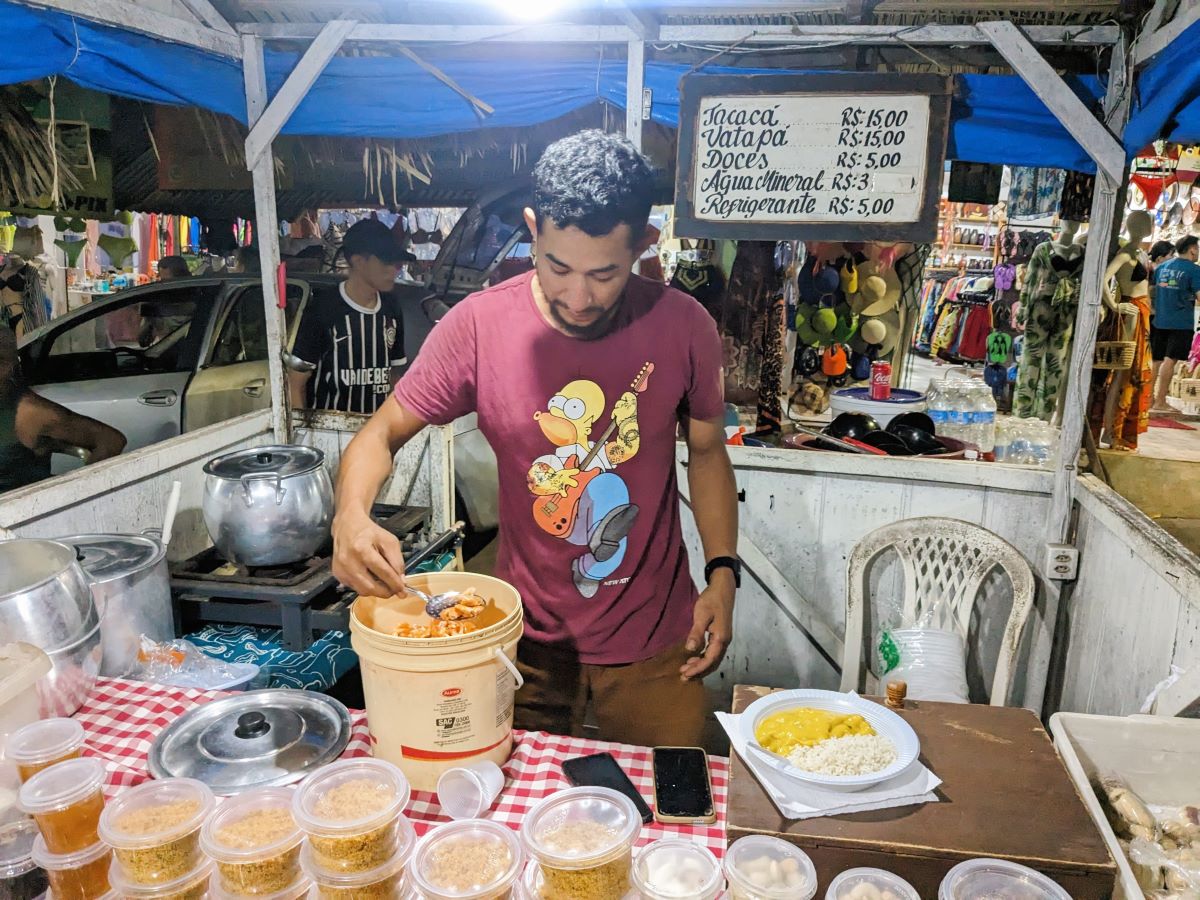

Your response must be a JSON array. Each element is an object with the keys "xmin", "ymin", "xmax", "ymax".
[
  {"xmin": 108, "ymin": 857, "xmax": 214, "ymax": 900},
  {"xmin": 629, "ymin": 839, "xmax": 723, "ymax": 900},
  {"xmin": 302, "ymin": 826, "xmax": 415, "ymax": 900},
  {"xmin": 0, "ymin": 816, "xmax": 49, "ymax": 900},
  {"xmin": 938, "ymin": 859, "xmax": 1071, "ymax": 900},
  {"xmin": 98, "ymin": 777, "xmax": 215, "ymax": 886},
  {"xmin": 17, "ymin": 756, "xmax": 107, "ymax": 854},
  {"xmin": 209, "ymin": 874, "xmax": 312, "ymax": 900},
  {"xmin": 31, "ymin": 834, "xmax": 112, "ymax": 900},
  {"xmin": 724, "ymin": 836, "xmax": 818, "ymax": 900},
  {"xmin": 293, "ymin": 759, "xmax": 411, "ymax": 874},
  {"xmin": 410, "ymin": 819, "xmax": 524, "ymax": 900},
  {"xmin": 825, "ymin": 868, "xmax": 919, "ymax": 900},
  {"xmin": 201, "ymin": 786, "xmax": 304, "ymax": 895},
  {"xmin": 6, "ymin": 717, "xmax": 87, "ymax": 783},
  {"xmin": 520, "ymin": 787, "xmax": 641, "ymax": 900}
]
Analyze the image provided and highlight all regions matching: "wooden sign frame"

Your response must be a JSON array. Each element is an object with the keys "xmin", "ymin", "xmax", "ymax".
[{"xmin": 674, "ymin": 73, "xmax": 954, "ymax": 242}]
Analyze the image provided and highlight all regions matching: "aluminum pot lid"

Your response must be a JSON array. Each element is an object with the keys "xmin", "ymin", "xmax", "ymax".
[
  {"xmin": 148, "ymin": 689, "xmax": 350, "ymax": 794},
  {"xmin": 62, "ymin": 534, "xmax": 163, "ymax": 581},
  {"xmin": 204, "ymin": 445, "xmax": 325, "ymax": 481}
]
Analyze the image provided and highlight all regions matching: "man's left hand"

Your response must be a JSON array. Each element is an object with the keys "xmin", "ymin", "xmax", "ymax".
[{"xmin": 680, "ymin": 571, "xmax": 735, "ymax": 681}]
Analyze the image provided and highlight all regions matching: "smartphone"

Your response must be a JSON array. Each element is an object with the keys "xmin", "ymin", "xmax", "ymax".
[
  {"xmin": 652, "ymin": 746, "xmax": 716, "ymax": 825},
  {"xmin": 561, "ymin": 752, "xmax": 653, "ymax": 823}
]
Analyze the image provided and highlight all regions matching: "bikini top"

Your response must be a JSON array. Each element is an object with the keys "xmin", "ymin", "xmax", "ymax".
[
  {"xmin": 1130, "ymin": 260, "xmax": 1149, "ymax": 282},
  {"xmin": 1, "ymin": 271, "xmax": 27, "ymax": 293},
  {"xmin": 1049, "ymin": 252, "xmax": 1085, "ymax": 277}
]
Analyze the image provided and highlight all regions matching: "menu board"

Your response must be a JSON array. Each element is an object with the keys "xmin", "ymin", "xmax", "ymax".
[{"xmin": 674, "ymin": 74, "xmax": 952, "ymax": 242}]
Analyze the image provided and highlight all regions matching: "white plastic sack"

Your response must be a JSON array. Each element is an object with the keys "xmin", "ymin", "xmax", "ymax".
[{"xmin": 879, "ymin": 627, "xmax": 969, "ymax": 704}]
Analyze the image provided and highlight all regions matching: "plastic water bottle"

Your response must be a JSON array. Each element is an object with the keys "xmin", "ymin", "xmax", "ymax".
[
  {"xmin": 946, "ymin": 383, "xmax": 968, "ymax": 442},
  {"xmin": 926, "ymin": 379, "xmax": 950, "ymax": 437},
  {"xmin": 971, "ymin": 382, "xmax": 997, "ymax": 454}
]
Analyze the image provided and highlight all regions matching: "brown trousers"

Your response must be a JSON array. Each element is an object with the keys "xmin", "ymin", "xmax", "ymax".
[{"xmin": 513, "ymin": 640, "xmax": 708, "ymax": 748}]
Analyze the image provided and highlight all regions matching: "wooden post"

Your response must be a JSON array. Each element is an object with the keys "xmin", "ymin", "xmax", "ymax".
[
  {"xmin": 242, "ymin": 34, "xmax": 290, "ymax": 444},
  {"xmin": 626, "ymin": 40, "xmax": 645, "ymax": 151}
]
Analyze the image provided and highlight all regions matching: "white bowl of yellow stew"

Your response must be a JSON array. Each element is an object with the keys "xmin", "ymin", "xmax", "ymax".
[{"xmin": 738, "ymin": 690, "xmax": 920, "ymax": 791}]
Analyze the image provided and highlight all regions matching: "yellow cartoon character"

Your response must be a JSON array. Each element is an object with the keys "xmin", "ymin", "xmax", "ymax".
[{"xmin": 527, "ymin": 363, "xmax": 653, "ymax": 598}]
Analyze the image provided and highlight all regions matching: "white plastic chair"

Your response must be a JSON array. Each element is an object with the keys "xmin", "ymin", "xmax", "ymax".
[{"xmin": 840, "ymin": 517, "xmax": 1036, "ymax": 706}]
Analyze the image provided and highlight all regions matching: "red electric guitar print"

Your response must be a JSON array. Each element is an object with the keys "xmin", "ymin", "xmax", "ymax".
[{"xmin": 530, "ymin": 362, "xmax": 654, "ymax": 537}]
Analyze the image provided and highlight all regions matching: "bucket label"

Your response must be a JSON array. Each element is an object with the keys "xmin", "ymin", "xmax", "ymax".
[
  {"xmin": 495, "ymin": 666, "xmax": 515, "ymax": 729},
  {"xmin": 433, "ymin": 692, "xmax": 473, "ymax": 748}
]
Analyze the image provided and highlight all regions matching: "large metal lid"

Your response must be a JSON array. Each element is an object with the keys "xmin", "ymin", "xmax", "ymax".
[
  {"xmin": 62, "ymin": 534, "xmax": 164, "ymax": 581},
  {"xmin": 203, "ymin": 445, "xmax": 325, "ymax": 481},
  {"xmin": 148, "ymin": 689, "xmax": 350, "ymax": 795}
]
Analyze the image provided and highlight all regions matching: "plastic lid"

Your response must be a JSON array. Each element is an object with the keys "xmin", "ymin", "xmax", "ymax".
[
  {"xmin": 210, "ymin": 874, "xmax": 311, "ymax": 900},
  {"xmin": 410, "ymin": 819, "xmax": 524, "ymax": 900},
  {"xmin": 17, "ymin": 757, "xmax": 106, "ymax": 815},
  {"xmin": 200, "ymin": 786, "xmax": 303, "ymax": 864},
  {"xmin": 520, "ymin": 787, "xmax": 640, "ymax": 870},
  {"xmin": 108, "ymin": 857, "xmax": 214, "ymax": 898},
  {"xmin": 98, "ymin": 777, "xmax": 214, "ymax": 850},
  {"xmin": 300, "ymin": 821, "xmax": 414, "ymax": 888},
  {"xmin": 725, "ymin": 835, "xmax": 818, "ymax": 900},
  {"xmin": 826, "ymin": 868, "xmax": 919, "ymax": 900},
  {"xmin": 5, "ymin": 718, "xmax": 86, "ymax": 767},
  {"xmin": 30, "ymin": 835, "xmax": 111, "ymax": 872},
  {"xmin": 63, "ymin": 535, "xmax": 164, "ymax": 582},
  {"xmin": 293, "ymin": 759, "xmax": 410, "ymax": 838},
  {"xmin": 939, "ymin": 859, "xmax": 1072, "ymax": 900},
  {"xmin": 0, "ymin": 817, "xmax": 39, "ymax": 879},
  {"xmin": 631, "ymin": 839, "xmax": 723, "ymax": 900},
  {"xmin": 204, "ymin": 446, "xmax": 325, "ymax": 481}
]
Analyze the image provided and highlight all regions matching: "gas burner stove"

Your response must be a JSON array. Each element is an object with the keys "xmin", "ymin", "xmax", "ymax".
[{"xmin": 171, "ymin": 504, "xmax": 458, "ymax": 651}]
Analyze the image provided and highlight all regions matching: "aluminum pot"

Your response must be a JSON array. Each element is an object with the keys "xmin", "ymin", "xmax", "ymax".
[
  {"xmin": 0, "ymin": 539, "xmax": 101, "ymax": 716},
  {"xmin": 0, "ymin": 539, "xmax": 96, "ymax": 652},
  {"xmin": 202, "ymin": 445, "xmax": 334, "ymax": 567},
  {"xmin": 59, "ymin": 533, "xmax": 174, "ymax": 678}
]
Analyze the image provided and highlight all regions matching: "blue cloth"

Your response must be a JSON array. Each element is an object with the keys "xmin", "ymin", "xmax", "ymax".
[
  {"xmin": 1153, "ymin": 258, "xmax": 1200, "ymax": 330},
  {"xmin": 1126, "ymin": 19, "xmax": 1200, "ymax": 152},
  {"xmin": 0, "ymin": 0, "xmax": 1112, "ymax": 170},
  {"xmin": 185, "ymin": 623, "xmax": 357, "ymax": 691}
]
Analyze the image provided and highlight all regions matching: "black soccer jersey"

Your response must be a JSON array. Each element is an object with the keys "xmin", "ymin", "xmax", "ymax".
[{"xmin": 292, "ymin": 283, "xmax": 408, "ymax": 414}]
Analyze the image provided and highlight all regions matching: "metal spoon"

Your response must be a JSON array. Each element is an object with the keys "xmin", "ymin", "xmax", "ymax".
[{"xmin": 407, "ymin": 587, "xmax": 487, "ymax": 621}]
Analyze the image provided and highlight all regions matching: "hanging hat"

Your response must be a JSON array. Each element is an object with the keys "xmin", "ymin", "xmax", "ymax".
[
  {"xmin": 853, "ymin": 309, "xmax": 901, "ymax": 358},
  {"xmin": 855, "ymin": 262, "xmax": 901, "ymax": 316},
  {"xmin": 860, "ymin": 318, "xmax": 887, "ymax": 346},
  {"xmin": 838, "ymin": 257, "xmax": 858, "ymax": 294},
  {"xmin": 814, "ymin": 266, "xmax": 841, "ymax": 294},
  {"xmin": 852, "ymin": 275, "xmax": 888, "ymax": 316},
  {"xmin": 798, "ymin": 345, "xmax": 822, "ymax": 377}
]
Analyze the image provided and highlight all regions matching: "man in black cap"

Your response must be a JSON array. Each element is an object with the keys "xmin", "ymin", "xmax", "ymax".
[{"xmin": 289, "ymin": 219, "xmax": 414, "ymax": 414}]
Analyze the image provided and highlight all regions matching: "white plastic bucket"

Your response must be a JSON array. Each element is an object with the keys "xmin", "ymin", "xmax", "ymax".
[
  {"xmin": 349, "ymin": 573, "xmax": 524, "ymax": 792},
  {"xmin": 830, "ymin": 387, "xmax": 926, "ymax": 427}
]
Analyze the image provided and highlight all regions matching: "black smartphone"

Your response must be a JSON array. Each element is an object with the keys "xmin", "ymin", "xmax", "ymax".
[
  {"xmin": 651, "ymin": 746, "xmax": 716, "ymax": 824},
  {"xmin": 561, "ymin": 752, "xmax": 654, "ymax": 823}
]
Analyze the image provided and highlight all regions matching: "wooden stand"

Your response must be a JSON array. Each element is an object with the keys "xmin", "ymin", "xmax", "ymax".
[{"xmin": 726, "ymin": 685, "xmax": 1116, "ymax": 898}]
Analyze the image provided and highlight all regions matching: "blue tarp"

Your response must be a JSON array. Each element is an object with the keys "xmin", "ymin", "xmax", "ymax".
[
  {"xmin": 1125, "ymin": 18, "xmax": 1200, "ymax": 151},
  {"xmin": 6, "ymin": 0, "xmax": 1197, "ymax": 172}
]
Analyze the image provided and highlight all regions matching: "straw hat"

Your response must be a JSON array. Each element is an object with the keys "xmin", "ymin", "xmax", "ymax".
[
  {"xmin": 860, "ymin": 318, "xmax": 887, "ymax": 346},
  {"xmin": 853, "ymin": 308, "xmax": 901, "ymax": 357},
  {"xmin": 853, "ymin": 261, "xmax": 902, "ymax": 316}
]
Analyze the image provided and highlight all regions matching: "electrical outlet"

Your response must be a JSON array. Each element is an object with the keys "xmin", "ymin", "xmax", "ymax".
[{"xmin": 1045, "ymin": 543, "xmax": 1079, "ymax": 581}]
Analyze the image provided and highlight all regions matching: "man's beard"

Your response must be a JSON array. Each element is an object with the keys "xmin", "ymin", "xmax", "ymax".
[{"xmin": 547, "ymin": 295, "xmax": 624, "ymax": 341}]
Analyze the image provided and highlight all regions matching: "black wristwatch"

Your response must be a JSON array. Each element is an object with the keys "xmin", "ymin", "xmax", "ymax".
[{"xmin": 704, "ymin": 556, "xmax": 741, "ymax": 588}]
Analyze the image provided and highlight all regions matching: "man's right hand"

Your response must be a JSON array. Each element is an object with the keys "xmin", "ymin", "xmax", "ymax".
[{"xmin": 332, "ymin": 512, "xmax": 407, "ymax": 598}]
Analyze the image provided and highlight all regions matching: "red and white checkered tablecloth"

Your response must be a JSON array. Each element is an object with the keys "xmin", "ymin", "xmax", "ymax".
[{"xmin": 75, "ymin": 679, "xmax": 730, "ymax": 858}]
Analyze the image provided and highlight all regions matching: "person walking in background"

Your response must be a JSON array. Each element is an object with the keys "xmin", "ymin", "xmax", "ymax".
[{"xmin": 1149, "ymin": 235, "xmax": 1200, "ymax": 414}]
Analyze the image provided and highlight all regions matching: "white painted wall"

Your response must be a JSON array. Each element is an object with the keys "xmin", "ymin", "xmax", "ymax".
[
  {"xmin": 1054, "ymin": 476, "xmax": 1200, "ymax": 717},
  {"xmin": 681, "ymin": 446, "xmax": 1055, "ymax": 711}
]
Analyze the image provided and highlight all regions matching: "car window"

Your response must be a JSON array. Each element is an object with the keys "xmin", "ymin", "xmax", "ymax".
[
  {"xmin": 33, "ymin": 284, "xmax": 219, "ymax": 383},
  {"xmin": 210, "ymin": 283, "xmax": 306, "ymax": 366}
]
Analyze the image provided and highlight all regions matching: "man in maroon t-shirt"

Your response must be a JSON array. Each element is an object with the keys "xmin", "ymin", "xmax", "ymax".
[{"xmin": 331, "ymin": 131, "xmax": 738, "ymax": 747}]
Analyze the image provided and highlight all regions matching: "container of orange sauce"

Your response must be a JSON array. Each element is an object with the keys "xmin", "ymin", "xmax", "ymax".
[{"xmin": 6, "ymin": 718, "xmax": 86, "ymax": 783}]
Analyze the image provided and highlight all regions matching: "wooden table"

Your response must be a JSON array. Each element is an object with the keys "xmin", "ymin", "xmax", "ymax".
[{"xmin": 727, "ymin": 685, "xmax": 1116, "ymax": 898}]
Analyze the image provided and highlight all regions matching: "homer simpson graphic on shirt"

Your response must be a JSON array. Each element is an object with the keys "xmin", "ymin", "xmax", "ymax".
[{"xmin": 527, "ymin": 363, "xmax": 653, "ymax": 598}]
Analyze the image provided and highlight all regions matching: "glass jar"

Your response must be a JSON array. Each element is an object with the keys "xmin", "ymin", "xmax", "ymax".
[
  {"xmin": 18, "ymin": 757, "xmax": 107, "ymax": 854},
  {"xmin": 825, "ymin": 868, "xmax": 919, "ymax": 900},
  {"xmin": 520, "ymin": 787, "xmax": 640, "ymax": 900},
  {"xmin": 5, "ymin": 718, "xmax": 87, "ymax": 783},
  {"xmin": 201, "ymin": 786, "xmax": 304, "ymax": 895},
  {"xmin": 99, "ymin": 777, "xmax": 214, "ymax": 886},
  {"xmin": 724, "ymin": 836, "xmax": 817, "ymax": 900},
  {"xmin": 293, "ymin": 759, "xmax": 411, "ymax": 875},
  {"xmin": 410, "ymin": 819, "xmax": 524, "ymax": 900}
]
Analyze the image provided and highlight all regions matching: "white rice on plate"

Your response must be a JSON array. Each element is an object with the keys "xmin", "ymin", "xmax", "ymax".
[{"xmin": 786, "ymin": 734, "xmax": 898, "ymax": 776}]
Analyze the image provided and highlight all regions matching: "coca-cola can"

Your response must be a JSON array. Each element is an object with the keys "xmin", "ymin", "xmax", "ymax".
[{"xmin": 870, "ymin": 361, "xmax": 892, "ymax": 400}]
